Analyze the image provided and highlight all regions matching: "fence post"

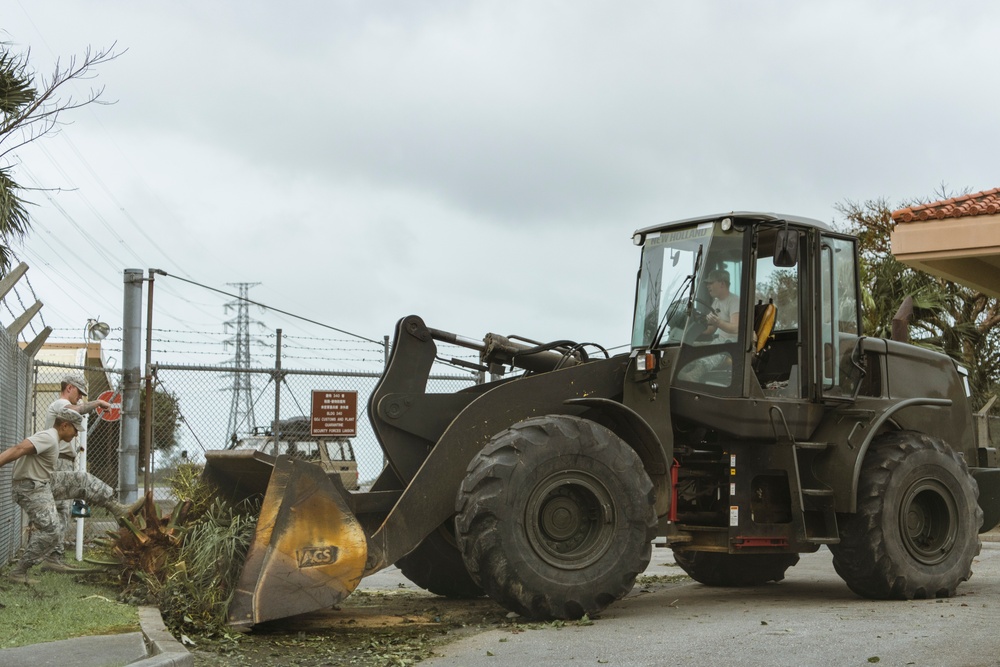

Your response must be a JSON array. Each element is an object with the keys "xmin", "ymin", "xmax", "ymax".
[
  {"xmin": 273, "ymin": 329, "xmax": 282, "ymax": 446},
  {"xmin": 120, "ymin": 269, "xmax": 143, "ymax": 503},
  {"xmin": 143, "ymin": 270, "xmax": 157, "ymax": 495}
]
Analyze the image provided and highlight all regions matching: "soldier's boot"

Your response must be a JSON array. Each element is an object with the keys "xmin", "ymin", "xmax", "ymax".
[
  {"xmin": 108, "ymin": 494, "xmax": 148, "ymax": 519},
  {"xmin": 7, "ymin": 562, "xmax": 39, "ymax": 585},
  {"xmin": 40, "ymin": 553, "xmax": 87, "ymax": 573},
  {"xmin": 83, "ymin": 480, "xmax": 147, "ymax": 519}
]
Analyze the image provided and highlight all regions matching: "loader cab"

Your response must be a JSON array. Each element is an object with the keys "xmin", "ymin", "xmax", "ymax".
[{"xmin": 631, "ymin": 213, "xmax": 863, "ymax": 435}]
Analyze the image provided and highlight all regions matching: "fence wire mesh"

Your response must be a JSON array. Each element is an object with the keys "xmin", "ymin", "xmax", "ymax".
[
  {"xmin": 31, "ymin": 361, "xmax": 126, "ymax": 543},
  {"xmin": 29, "ymin": 342, "xmax": 478, "ymax": 545},
  {"xmin": 0, "ymin": 325, "xmax": 32, "ymax": 566},
  {"xmin": 148, "ymin": 361, "xmax": 477, "ymax": 484}
]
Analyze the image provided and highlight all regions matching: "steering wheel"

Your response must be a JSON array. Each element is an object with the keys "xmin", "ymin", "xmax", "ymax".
[{"xmin": 690, "ymin": 295, "xmax": 715, "ymax": 325}]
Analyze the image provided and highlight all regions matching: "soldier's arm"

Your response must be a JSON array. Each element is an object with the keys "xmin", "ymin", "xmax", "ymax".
[
  {"xmin": 0, "ymin": 439, "xmax": 37, "ymax": 468},
  {"xmin": 70, "ymin": 399, "xmax": 111, "ymax": 414}
]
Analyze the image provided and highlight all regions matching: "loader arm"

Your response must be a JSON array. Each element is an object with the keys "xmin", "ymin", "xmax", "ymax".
[{"xmin": 368, "ymin": 314, "xmax": 583, "ymax": 488}]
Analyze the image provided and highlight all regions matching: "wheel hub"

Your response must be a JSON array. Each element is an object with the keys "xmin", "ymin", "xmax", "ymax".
[
  {"xmin": 899, "ymin": 479, "xmax": 958, "ymax": 566},
  {"xmin": 540, "ymin": 496, "xmax": 582, "ymax": 541},
  {"xmin": 525, "ymin": 471, "xmax": 615, "ymax": 570}
]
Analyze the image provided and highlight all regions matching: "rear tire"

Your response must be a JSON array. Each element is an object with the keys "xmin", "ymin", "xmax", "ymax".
[
  {"xmin": 455, "ymin": 415, "xmax": 656, "ymax": 620},
  {"xmin": 396, "ymin": 527, "xmax": 483, "ymax": 598},
  {"xmin": 831, "ymin": 431, "xmax": 982, "ymax": 599},
  {"xmin": 672, "ymin": 551, "xmax": 799, "ymax": 586}
]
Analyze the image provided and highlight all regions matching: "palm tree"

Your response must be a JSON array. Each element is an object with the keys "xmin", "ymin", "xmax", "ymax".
[
  {"xmin": 0, "ymin": 46, "xmax": 36, "ymax": 271},
  {"xmin": 836, "ymin": 197, "xmax": 1000, "ymax": 408},
  {"xmin": 0, "ymin": 42, "xmax": 119, "ymax": 274}
]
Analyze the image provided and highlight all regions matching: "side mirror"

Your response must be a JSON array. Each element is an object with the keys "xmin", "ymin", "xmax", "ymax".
[{"xmin": 773, "ymin": 229, "xmax": 798, "ymax": 267}]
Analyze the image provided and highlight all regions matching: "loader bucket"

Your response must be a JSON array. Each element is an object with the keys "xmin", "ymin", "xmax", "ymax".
[{"xmin": 203, "ymin": 450, "xmax": 368, "ymax": 628}]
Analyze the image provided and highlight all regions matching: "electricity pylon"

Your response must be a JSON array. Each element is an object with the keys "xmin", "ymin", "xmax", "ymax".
[{"xmin": 223, "ymin": 282, "xmax": 263, "ymax": 444}]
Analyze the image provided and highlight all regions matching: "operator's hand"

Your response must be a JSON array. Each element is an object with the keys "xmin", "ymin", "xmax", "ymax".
[
  {"xmin": 96, "ymin": 399, "xmax": 112, "ymax": 410},
  {"xmin": 706, "ymin": 313, "xmax": 720, "ymax": 327}
]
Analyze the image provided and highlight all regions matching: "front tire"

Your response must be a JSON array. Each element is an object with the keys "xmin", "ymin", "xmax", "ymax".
[
  {"xmin": 831, "ymin": 431, "xmax": 982, "ymax": 599},
  {"xmin": 455, "ymin": 415, "xmax": 656, "ymax": 620},
  {"xmin": 396, "ymin": 526, "xmax": 483, "ymax": 598},
  {"xmin": 672, "ymin": 551, "xmax": 799, "ymax": 586}
]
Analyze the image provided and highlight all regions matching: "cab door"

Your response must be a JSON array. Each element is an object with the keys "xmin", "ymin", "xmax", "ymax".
[{"xmin": 816, "ymin": 233, "xmax": 862, "ymax": 401}]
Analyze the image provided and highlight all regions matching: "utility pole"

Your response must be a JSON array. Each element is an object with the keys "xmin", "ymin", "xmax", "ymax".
[
  {"xmin": 121, "ymin": 269, "xmax": 143, "ymax": 503},
  {"xmin": 223, "ymin": 282, "xmax": 262, "ymax": 444}
]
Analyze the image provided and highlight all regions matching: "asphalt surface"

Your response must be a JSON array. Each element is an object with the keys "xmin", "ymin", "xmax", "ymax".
[
  {"xmin": 6, "ymin": 538, "xmax": 1000, "ymax": 666},
  {"xmin": 424, "ymin": 542, "xmax": 1000, "ymax": 667}
]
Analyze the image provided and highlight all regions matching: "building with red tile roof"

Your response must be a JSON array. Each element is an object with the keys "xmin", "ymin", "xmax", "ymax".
[
  {"xmin": 893, "ymin": 188, "xmax": 1000, "ymax": 223},
  {"xmin": 890, "ymin": 187, "xmax": 1000, "ymax": 297}
]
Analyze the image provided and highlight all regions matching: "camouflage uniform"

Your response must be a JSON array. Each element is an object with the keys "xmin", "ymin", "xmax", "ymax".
[
  {"xmin": 11, "ymin": 480, "xmax": 62, "ymax": 569},
  {"xmin": 50, "ymin": 471, "xmax": 126, "ymax": 514},
  {"xmin": 45, "ymin": 397, "xmax": 78, "ymax": 559},
  {"xmin": 12, "ymin": 471, "xmax": 128, "ymax": 570}
]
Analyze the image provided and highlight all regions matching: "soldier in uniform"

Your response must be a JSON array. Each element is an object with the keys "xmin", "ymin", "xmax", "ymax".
[
  {"xmin": 0, "ymin": 408, "xmax": 142, "ymax": 584},
  {"xmin": 42, "ymin": 373, "xmax": 112, "ymax": 572}
]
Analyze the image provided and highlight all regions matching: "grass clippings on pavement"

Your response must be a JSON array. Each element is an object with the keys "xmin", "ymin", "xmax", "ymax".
[{"xmin": 189, "ymin": 589, "xmax": 512, "ymax": 667}]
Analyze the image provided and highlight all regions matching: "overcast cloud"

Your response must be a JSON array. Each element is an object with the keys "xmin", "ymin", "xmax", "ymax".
[{"xmin": 3, "ymin": 0, "xmax": 999, "ymax": 368}]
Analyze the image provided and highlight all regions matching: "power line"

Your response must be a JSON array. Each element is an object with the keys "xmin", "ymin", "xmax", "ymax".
[{"xmin": 160, "ymin": 271, "xmax": 383, "ymax": 346}]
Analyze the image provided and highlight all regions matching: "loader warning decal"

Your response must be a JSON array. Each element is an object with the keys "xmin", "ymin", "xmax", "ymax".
[
  {"xmin": 311, "ymin": 390, "xmax": 358, "ymax": 437},
  {"xmin": 730, "ymin": 506, "xmax": 739, "ymax": 527},
  {"xmin": 297, "ymin": 546, "xmax": 340, "ymax": 568}
]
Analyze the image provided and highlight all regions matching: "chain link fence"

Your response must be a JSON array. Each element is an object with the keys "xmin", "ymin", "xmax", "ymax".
[
  {"xmin": 32, "ymin": 362, "xmax": 123, "ymax": 485},
  {"xmin": 29, "ymin": 342, "xmax": 479, "ymax": 544},
  {"xmin": 148, "ymin": 362, "xmax": 477, "ymax": 485},
  {"xmin": 30, "ymin": 361, "xmax": 126, "ymax": 544},
  {"xmin": 0, "ymin": 324, "xmax": 32, "ymax": 566}
]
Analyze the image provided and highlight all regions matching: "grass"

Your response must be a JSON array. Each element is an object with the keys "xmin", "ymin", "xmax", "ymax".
[{"xmin": 0, "ymin": 561, "xmax": 139, "ymax": 649}]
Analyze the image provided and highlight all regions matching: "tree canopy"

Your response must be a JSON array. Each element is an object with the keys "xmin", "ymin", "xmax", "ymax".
[
  {"xmin": 141, "ymin": 384, "xmax": 182, "ymax": 453},
  {"xmin": 0, "ymin": 42, "xmax": 118, "ymax": 273},
  {"xmin": 836, "ymin": 195, "xmax": 1000, "ymax": 409}
]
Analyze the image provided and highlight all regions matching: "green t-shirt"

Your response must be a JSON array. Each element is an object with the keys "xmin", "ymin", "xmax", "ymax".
[{"xmin": 11, "ymin": 428, "xmax": 60, "ymax": 482}]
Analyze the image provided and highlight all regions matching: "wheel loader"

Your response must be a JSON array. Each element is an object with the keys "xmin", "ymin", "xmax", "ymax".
[{"xmin": 203, "ymin": 211, "xmax": 1000, "ymax": 628}]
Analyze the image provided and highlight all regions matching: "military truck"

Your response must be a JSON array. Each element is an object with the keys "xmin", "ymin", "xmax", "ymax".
[
  {"xmin": 204, "ymin": 211, "xmax": 1000, "ymax": 627},
  {"xmin": 234, "ymin": 417, "xmax": 359, "ymax": 491}
]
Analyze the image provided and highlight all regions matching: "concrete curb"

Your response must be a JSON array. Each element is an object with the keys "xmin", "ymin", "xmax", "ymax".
[{"xmin": 132, "ymin": 607, "xmax": 193, "ymax": 667}]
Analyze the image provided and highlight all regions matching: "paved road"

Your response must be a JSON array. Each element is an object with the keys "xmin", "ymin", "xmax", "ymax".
[{"xmin": 421, "ymin": 543, "xmax": 1000, "ymax": 667}]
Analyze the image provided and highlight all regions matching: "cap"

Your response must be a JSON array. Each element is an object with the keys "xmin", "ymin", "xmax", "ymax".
[
  {"xmin": 55, "ymin": 408, "xmax": 84, "ymax": 432},
  {"xmin": 62, "ymin": 374, "xmax": 88, "ymax": 396}
]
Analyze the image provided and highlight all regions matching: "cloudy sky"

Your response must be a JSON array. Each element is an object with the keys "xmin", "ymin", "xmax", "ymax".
[{"xmin": 3, "ymin": 0, "xmax": 998, "ymax": 372}]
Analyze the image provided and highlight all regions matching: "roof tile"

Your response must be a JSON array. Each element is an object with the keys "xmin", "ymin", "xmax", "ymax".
[{"xmin": 892, "ymin": 187, "xmax": 1000, "ymax": 223}]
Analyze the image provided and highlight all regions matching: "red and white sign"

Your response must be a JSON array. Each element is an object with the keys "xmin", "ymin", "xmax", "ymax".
[
  {"xmin": 310, "ymin": 390, "xmax": 357, "ymax": 437},
  {"xmin": 95, "ymin": 390, "xmax": 123, "ymax": 422}
]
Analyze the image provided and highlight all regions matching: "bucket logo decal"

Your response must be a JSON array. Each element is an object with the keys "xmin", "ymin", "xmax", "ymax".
[{"xmin": 297, "ymin": 546, "xmax": 339, "ymax": 568}]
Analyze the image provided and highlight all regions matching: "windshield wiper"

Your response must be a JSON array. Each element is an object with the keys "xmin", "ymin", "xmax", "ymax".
[
  {"xmin": 686, "ymin": 244, "xmax": 704, "ymax": 313},
  {"xmin": 650, "ymin": 244, "xmax": 703, "ymax": 350}
]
